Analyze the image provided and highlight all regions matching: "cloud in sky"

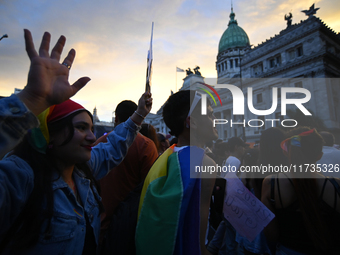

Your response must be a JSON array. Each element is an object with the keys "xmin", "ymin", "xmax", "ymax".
[{"xmin": 0, "ymin": 0, "xmax": 339, "ymax": 121}]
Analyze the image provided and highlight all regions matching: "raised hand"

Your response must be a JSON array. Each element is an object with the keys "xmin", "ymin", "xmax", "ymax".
[
  {"xmin": 17, "ymin": 29, "xmax": 90, "ymax": 116},
  {"xmin": 131, "ymin": 92, "xmax": 152, "ymax": 125},
  {"xmin": 137, "ymin": 92, "xmax": 152, "ymax": 117}
]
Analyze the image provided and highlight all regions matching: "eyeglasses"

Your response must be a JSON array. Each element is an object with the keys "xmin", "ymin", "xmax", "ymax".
[{"xmin": 187, "ymin": 91, "xmax": 203, "ymax": 117}]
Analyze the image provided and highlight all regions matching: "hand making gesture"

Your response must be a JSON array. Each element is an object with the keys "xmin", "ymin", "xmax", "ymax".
[
  {"xmin": 18, "ymin": 29, "xmax": 90, "ymax": 116},
  {"xmin": 130, "ymin": 91, "xmax": 153, "ymax": 125}
]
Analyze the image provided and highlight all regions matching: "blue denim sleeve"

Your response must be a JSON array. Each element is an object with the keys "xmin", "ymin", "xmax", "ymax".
[
  {"xmin": 89, "ymin": 118, "xmax": 139, "ymax": 180},
  {"xmin": 0, "ymin": 155, "xmax": 34, "ymax": 240},
  {"xmin": 0, "ymin": 94, "xmax": 39, "ymax": 159}
]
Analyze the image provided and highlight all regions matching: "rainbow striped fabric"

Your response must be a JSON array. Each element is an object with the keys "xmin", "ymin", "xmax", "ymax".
[{"xmin": 135, "ymin": 145, "xmax": 204, "ymax": 255}]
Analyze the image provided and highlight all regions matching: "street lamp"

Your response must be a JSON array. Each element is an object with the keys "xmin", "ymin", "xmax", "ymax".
[{"xmin": 0, "ymin": 34, "xmax": 8, "ymax": 41}]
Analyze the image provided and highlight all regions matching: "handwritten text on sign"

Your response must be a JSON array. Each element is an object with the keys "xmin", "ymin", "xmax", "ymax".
[{"xmin": 223, "ymin": 172, "xmax": 275, "ymax": 242}]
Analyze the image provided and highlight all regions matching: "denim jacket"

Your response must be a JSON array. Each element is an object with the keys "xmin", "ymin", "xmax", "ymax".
[
  {"xmin": 0, "ymin": 94, "xmax": 39, "ymax": 159},
  {"xmin": 0, "ymin": 95, "xmax": 139, "ymax": 254}
]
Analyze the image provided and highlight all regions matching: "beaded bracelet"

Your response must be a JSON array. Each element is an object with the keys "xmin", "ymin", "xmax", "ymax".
[{"xmin": 134, "ymin": 111, "xmax": 146, "ymax": 119}]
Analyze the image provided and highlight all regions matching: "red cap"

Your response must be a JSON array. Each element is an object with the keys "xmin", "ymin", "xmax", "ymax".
[{"xmin": 47, "ymin": 99, "xmax": 85, "ymax": 123}]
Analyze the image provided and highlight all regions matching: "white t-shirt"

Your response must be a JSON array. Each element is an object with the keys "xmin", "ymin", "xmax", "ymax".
[{"xmin": 174, "ymin": 146, "xmax": 188, "ymax": 152}]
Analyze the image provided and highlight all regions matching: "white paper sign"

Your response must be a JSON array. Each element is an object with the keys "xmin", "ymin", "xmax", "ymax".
[{"xmin": 223, "ymin": 172, "xmax": 275, "ymax": 242}]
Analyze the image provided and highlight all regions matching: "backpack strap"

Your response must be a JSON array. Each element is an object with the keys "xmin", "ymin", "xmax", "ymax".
[
  {"xmin": 270, "ymin": 175, "xmax": 276, "ymax": 207},
  {"xmin": 282, "ymin": 172, "xmax": 294, "ymax": 187},
  {"xmin": 329, "ymin": 177, "xmax": 340, "ymax": 194},
  {"xmin": 320, "ymin": 177, "xmax": 328, "ymax": 200},
  {"xmin": 276, "ymin": 175, "xmax": 284, "ymax": 208},
  {"xmin": 328, "ymin": 177, "xmax": 340, "ymax": 209}
]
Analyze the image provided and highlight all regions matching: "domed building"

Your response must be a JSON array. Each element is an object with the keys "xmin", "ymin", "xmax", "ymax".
[
  {"xmin": 212, "ymin": 5, "xmax": 340, "ymax": 143},
  {"xmin": 216, "ymin": 8, "xmax": 250, "ymax": 80},
  {"xmin": 143, "ymin": 4, "xmax": 340, "ymax": 143}
]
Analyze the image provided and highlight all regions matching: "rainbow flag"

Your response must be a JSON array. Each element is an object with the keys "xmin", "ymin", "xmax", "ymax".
[{"xmin": 136, "ymin": 146, "xmax": 204, "ymax": 255}]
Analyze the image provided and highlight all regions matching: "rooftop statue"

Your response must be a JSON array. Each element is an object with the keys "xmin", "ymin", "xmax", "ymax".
[
  {"xmin": 186, "ymin": 68, "xmax": 193, "ymax": 76},
  {"xmin": 194, "ymin": 66, "xmax": 201, "ymax": 76},
  {"xmin": 301, "ymin": 4, "xmax": 320, "ymax": 18},
  {"xmin": 284, "ymin": 12, "xmax": 292, "ymax": 27}
]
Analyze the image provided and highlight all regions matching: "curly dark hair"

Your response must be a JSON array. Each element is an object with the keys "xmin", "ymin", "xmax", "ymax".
[
  {"xmin": 163, "ymin": 90, "xmax": 190, "ymax": 137},
  {"xmin": 259, "ymin": 127, "xmax": 288, "ymax": 167},
  {"xmin": 115, "ymin": 100, "xmax": 137, "ymax": 123}
]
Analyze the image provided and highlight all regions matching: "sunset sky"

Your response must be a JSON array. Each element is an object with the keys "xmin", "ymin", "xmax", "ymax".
[{"xmin": 0, "ymin": 0, "xmax": 339, "ymax": 121}]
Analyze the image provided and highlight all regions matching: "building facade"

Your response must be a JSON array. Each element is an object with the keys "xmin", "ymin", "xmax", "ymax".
[
  {"xmin": 93, "ymin": 106, "xmax": 115, "ymax": 138},
  {"xmin": 111, "ymin": 6, "xmax": 340, "ymax": 142},
  {"xmin": 213, "ymin": 6, "xmax": 340, "ymax": 142}
]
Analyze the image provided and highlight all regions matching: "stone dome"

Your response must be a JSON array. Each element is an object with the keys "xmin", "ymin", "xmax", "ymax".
[{"xmin": 218, "ymin": 10, "xmax": 250, "ymax": 53}]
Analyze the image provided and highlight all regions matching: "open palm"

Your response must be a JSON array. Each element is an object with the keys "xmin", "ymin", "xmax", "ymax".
[{"xmin": 18, "ymin": 29, "xmax": 90, "ymax": 116}]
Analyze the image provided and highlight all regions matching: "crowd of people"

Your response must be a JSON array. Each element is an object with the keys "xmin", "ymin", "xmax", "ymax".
[
  {"xmin": 206, "ymin": 128, "xmax": 340, "ymax": 255},
  {"xmin": 0, "ymin": 29, "xmax": 340, "ymax": 255}
]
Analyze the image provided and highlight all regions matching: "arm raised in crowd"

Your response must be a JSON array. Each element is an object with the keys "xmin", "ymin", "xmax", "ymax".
[
  {"xmin": 0, "ymin": 29, "xmax": 90, "ymax": 158},
  {"xmin": 17, "ymin": 29, "xmax": 90, "ymax": 116},
  {"xmin": 90, "ymin": 91, "xmax": 152, "ymax": 179}
]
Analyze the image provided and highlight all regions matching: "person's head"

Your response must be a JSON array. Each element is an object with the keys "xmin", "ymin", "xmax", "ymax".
[
  {"xmin": 16, "ymin": 100, "xmax": 96, "ymax": 168},
  {"xmin": 319, "ymin": 131, "xmax": 335, "ymax": 147},
  {"xmin": 214, "ymin": 141, "xmax": 229, "ymax": 157},
  {"xmin": 281, "ymin": 127, "xmax": 323, "ymax": 165},
  {"xmin": 227, "ymin": 137, "xmax": 247, "ymax": 159},
  {"xmin": 140, "ymin": 123, "xmax": 160, "ymax": 151},
  {"xmin": 39, "ymin": 100, "xmax": 96, "ymax": 166},
  {"xmin": 157, "ymin": 133, "xmax": 171, "ymax": 153},
  {"xmin": 242, "ymin": 148, "xmax": 261, "ymax": 195},
  {"xmin": 212, "ymin": 142, "xmax": 230, "ymax": 165},
  {"xmin": 162, "ymin": 90, "xmax": 218, "ymax": 145},
  {"xmin": 259, "ymin": 127, "xmax": 288, "ymax": 166},
  {"xmin": 114, "ymin": 100, "xmax": 137, "ymax": 125},
  {"xmin": 242, "ymin": 148, "xmax": 260, "ymax": 167},
  {"xmin": 162, "ymin": 90, "xmax": 191, "ymax": 138},
  {"xmin": 215, "ymin": 139, "xmax": 223, "ymax": 144}
]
